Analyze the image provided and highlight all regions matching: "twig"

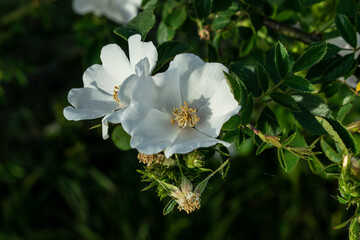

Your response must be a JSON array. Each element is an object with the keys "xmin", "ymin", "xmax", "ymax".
[{"xmin": 263, "ymin": 18, "xmax": 322, "ymax": 44}]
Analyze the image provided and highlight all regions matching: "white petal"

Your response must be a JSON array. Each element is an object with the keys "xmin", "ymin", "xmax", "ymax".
[
  {"xmin": 128, "ymin": 108, "xmax": 179, "ymax": 155},
  {"xmin": 196, "ymin": 108, "xmax": 241, "ymax": 137},
  {"xmin": 196, "ymin": 79, "xmax": 241, "ymax": 137},
  {"xmin": 100, "ymin": 44, "xmax": 132, "ymax": 82},
  {"xmin": 105, "ymin": 1, "xmax": 139, "ymax": 24},
  {"xmin": 83, "ymin": 64, "xmax": 120, "ymax": 94},
  {"xmin": 118, "ymin": 75, "xmax": 140, "ymax": 106},
  {"xmin": 101, "ymin": 110, "xmax": 125, "ymax": 140},
  {"xmin": 105, "ymin": 109, "xmax": 125, "ymax": 124},
  {"xmin": 72, "ymin": 0, "xmax": 100, "ymax": 15},
  {"xmin": 134, "ymin": 58, "xmax": 150, "ymax": 77},
  {"xmin": 181, "ymin": 63, "xmax": 229, "ymax": 109},
  {"xmin": 164, "ymin": 128, "xmax": 230, "ymax": 158},
  {"xmin": 169, "ymin": 54, "xmax": 205, "ymax": 81},
  {"xmin": 345, "ymin": 75, "xmax": 359, "ymax": 89},
  {"xmin": 102, "ymin": 115, "xmax": 110, "ymax": 140},
  {"xmin": 119, "ymin": 78, "xmax": 158, "ymax": 134},
  {"xmin": 128, "ymin": 34, "xmax": 158, "ymax": 76},
  {"xmin": 67, "ymin": 88, "xmax": 118, "ymax": 110},
  {"xmin": 63, "ymin": 106, "xmax": 110, "ymax": 121},
  {"xmin": 120, "ymin": 102, "xmax": 149, "ymax": 134},
  {"xmin": 151, "ymin": 66, "xmax": 182, "ymax": 113}
]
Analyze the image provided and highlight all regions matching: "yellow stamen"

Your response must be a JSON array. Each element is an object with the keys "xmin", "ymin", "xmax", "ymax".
[
  {"xmin": 113, "ymin": 85, "xmax": 120, "ymax": 103},
  {"xmin": 171, "ymin": 102, "xmax": 199, "ymax": 128}
]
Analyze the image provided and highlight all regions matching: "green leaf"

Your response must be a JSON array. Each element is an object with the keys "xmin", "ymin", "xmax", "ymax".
[
  {"xmin": 282, "ymin": 132, "xmax": 297, "ymax": 146},
  {"xmin": 224, "ymin": 72, "xmax": 241, "ymax": 101},
  {"xmin": 236, "ymin": 130, "xmax": 245, "ymax": 149},
  {"xmin": 315, "ymin": 116, "xmax": 347, "ymax": 153},
  {"xmin": 142, "ymin": 0, "xmax": 157, "ymax": 8},
  {"xmin": 194, "ymin": 159, "xmax": 229, "ymax": 194},
  {"xmin": 356, "ymin": 13, "xmax": 360, "ymax": 33},
  {"xmin": 335, "ymin": 15, "xmax": 357, "ymax": 48},
  {"xmin": 299, "ymin": 0, "xmax": 324, "ymax": 6},
  {"xmin": 264, "ymin": 48, "xmax": 282, "ymax": 84},
  {"xmin": 114, "ymin": 7, "xmax": 156, "ymax": 40},
  {"xmin": 307, "ymin": 156, "xmax": 325, "ymax": 176},
  {"xmin": 293, "ymin": 43, "xmax": 327, "ymax": 72},
  {"xmin": 275, "ymin": 42, "xmax": 290, "ymax": 78},
  {"xmin": 323, "ymin": 54, "xmax": 355, "ymax": 82},
  {"xmin": 193, "ymin": 0, "xmax": 213, "ymax": 19},
  {"xmin": 157, "ymin": 22, "xmax": 175, "ymax": 44},
  {"xmin": 164, "ymin": 7, "xmax": 187, "ymax": 30},
  {"xmin": 323, "ymin": 164, "xmax": 341, "ymax": 175},
  {"xmin": 291, "ymin": 93, "xmax": 332, "ymax": 117},
  {"xmin": 257, "ymin": 63, "xmax": 269, "ymax": 92},
  {"xmin": 270, "ymin": 92, "xmax": 300, "ymax": 112},
  {"xmin": 163, "ymin": 199, "xmax": 177, "ymax": 215},
  {"xmin": 283, "ymin": 149, "xmax": 300, "ymax": 172},
  {"xmin": 285, "ymin": 75, "xmax": 316, "ymax": 92},
  {"xmin": 277, "ymin": 148, "xmax": 287, "ymax": 171},
  {"xmin": 238, "ymin": 81, "xmax": 248, "ymax": 107},
  {"xmin": 230, "ymin": 62, "xmax": 261, "ymax": 97},
  {"xmin": 326, "ymin": 118, "xmax": 358, "ymax": 154},
  {"xmin": 337, "ymin": 0, "xmax": 357, "ymax": 18},
  {"xmin": 337, "ymin": 95, "xmax": 353, "ymax": 122},
  {"xmin": 153, "ymin": 41, "xmax": 191, "ymax": 72},
  {"xmin": 222, "ymin": 115, "xmax": 241, "ymax": 131},
  {"xmin": 320, "ymin": 139, "xmax": 342, "ymax": 163},
  {"xmin": 257, "ymin": 106, "xmax": 279, "ymax": 136},
  {"xmin": 111, "ymin": 125, "xmax": 131, "ymax": 151},
  {"xmin": 292, "ymin": 105, "xmax": 326, "ymax": 135},
  {"xmin": 212, "ymin": 15, "xmax": 231, "ymax": 30},
  {"xmin": 256, "ymin": 142, "xmax": 268, "ymax": 155},
  {"xmin": 239, "ymin": 93, "xmax": 254, "ymax": 125},
  {"xmin": 222, "ymin": 128, "xmax": 240, "ymax": 143},
  {"xmin": 334, "ymin": 217, "xmax": 354, "ymax": 230}
]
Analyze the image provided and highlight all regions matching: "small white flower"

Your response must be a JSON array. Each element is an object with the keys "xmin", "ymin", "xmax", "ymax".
[
  {"xmin": 63, "ymin": 34, "xmax": 158, "ymax": 139},
  {"xmin": 119, "ymin": 53, "xmax": 241, "ymax": 157},
  {"xmin": 327, "ymin": 34, "xmax": 360, "ymax": 88},
  {"xmin": 72, "ymin": 0, "xmax": 141, "ymax": 24}
]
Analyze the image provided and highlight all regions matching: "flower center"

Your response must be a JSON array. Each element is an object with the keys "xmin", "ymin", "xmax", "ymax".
[
  {"xmin": 171, "ymin": 102, "xmax": 199, "ymax": 128},
  {"xmin": 113, "ymin": 85, "xmax": 121, "ymax": 103},
  {"xmin": 177, "ymin": 191, "xmax": 201, "ymax": 214}
]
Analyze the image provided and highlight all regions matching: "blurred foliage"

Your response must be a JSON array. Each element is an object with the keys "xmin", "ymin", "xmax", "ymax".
[{"xmin": 1, "ymin": 0, "xmax": 360, "ymax": 239}]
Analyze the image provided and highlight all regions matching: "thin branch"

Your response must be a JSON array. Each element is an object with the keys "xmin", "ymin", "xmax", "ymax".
[{"xmin": 263, "ymin": 18, "xmax": 322, "ymax": 44}]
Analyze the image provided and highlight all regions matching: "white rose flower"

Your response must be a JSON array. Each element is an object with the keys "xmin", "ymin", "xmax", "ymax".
[
  {"xmin": 327, "ymin": 33, "xmax": 360, "ymax": 89},
  {"xmin": 72, "ymin": 0, "xmax": 142, "ymax": 24},
  {"xmin": 63, "ymin": 34, "xmax": 158, "ymax": 139},
  {"xmin": 119, "ymin": 53, "xmax": 241, "ymax": 157}
]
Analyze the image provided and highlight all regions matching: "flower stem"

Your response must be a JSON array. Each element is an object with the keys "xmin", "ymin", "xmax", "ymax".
[{"xmin": 256, "ymin": 79, "xmax": 285, "ymax": 101}]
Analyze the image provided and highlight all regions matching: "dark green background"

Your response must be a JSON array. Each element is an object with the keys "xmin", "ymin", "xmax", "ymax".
[{"xmin": 0, "ymin": 0, "xmax": 351, "ymax": 239}]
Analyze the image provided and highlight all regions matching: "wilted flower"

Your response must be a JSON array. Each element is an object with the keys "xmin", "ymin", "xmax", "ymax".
[
  {"xmin": 72, "ymin": 0, "xmax": 141, "ymax": 24},
  {"xmin": 171, "ymin": 177, "xmax": 201, "ymax": 214},
  {"xmin": 157, "ymin": 160, "xmax": 229, "ymax": 214},
  {"xmin": 119, "ymin": 53, "xmax": 241, "ymax": 157},
  {"xmin": 63, "ymin": 34, "xmax": 158, "ymax": 139}
]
